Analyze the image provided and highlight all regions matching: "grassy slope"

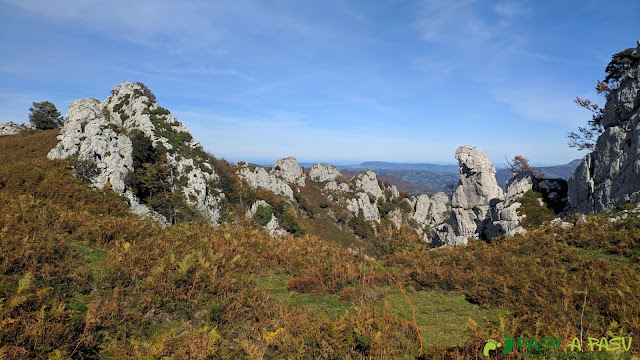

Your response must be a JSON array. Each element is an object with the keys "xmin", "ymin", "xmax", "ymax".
[{"xmin": 1, "ymin": 130, "xmax": 639, "ymax": 359}]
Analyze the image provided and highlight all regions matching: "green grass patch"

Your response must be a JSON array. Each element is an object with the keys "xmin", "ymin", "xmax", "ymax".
[
  {"xmin": 70, "ymin": 242, "xmax": 108, "ymax": 277},
  {"xmin": 382, "ymin": 287, "xmax": 508, "ymax": 348},
  {"xmin": 254, "ymin": 273, "xmax": 353, "ymax": 320}
]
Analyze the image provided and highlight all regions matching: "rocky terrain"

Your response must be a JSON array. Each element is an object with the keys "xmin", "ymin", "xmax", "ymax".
[
  {"xmin": 47, "ymin": 82, "xmax": 223, "ymax": 225},
  {"xmin": 569, "ymin": 41, "xmax": 640, "ymax": 213},
  {"xmin": 5, "ymin": 40, "xmax": 638, "ymax": 251}
]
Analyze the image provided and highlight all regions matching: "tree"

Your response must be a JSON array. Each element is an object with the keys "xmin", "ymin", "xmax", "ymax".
[
  {"xmin": 567, "ymin": 46, "xmax": 640, "ymax": 151},
  {"xmin": 28, "ymin": 101, "xmax": 63, "ymax": 130},
  {"xmin": 506, "ymin": 155, "xmax": 541, "ymax": 178},
  {"xmin": 566, "ymin": 96, "xmax": 605, "ymax": 151}
]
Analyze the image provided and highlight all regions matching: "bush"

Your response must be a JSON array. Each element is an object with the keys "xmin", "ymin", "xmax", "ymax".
[
  {"xmin": 517, "ymin": 190, "xmax": 556, "ymax": 230},
  {"xmin": 136, "ymin": 82, "xmax": 156, "ymax": 102},
  {"xmin": 71, "ymin": 155, "xmax": 99, "ymax": 182},
  {"xmin": 255, "ymin": 204, "xmax": 272, "ymax": 226},
  {"xmin": 348, "ymin": 209, "xmax": 374, "ymax": 239}
]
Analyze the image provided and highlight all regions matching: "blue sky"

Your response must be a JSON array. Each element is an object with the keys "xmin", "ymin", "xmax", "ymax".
[{"xmin": 1, "ymin": 0, "xmax": 639, "ymax": 166}]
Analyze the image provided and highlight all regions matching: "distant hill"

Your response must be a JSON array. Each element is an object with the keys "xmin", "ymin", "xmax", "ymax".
[{"xmin": 340, "ymin": 161, "xmax": 459, "ymax": 174}]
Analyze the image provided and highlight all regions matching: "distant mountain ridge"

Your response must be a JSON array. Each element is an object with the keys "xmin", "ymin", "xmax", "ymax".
[
  {"xmin": 331, "ymin": 160, "xmax": 582, "ymax": 194},
  {"xmin": 340, "ymin": 161, "xmax": 460, "ymax": 174}
]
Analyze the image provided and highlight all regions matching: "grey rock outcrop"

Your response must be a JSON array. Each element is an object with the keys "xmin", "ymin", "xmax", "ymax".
[
  {"xmin": 235, "ymin": 162, "xmax": 295, "ymax": 201},
  {"xmin": 413, "ymin": 192, "xmax": 449, "ymax": 228},
  {"xmin": 310, "ymin": 163, "xmax": 341, "ymax": 182},
  {"xmin": 346, "ymin": 192, "xmax": 380, "ymax": 222},
  {"xmin": 445, "ymin": 146, "xmax": 504, "ymax": 245},
  {"xmin": 0, "ymin": 121, "xmax": 26, "ymax": 137},
  {"xmin": 271, "ymin": 157, "xmax": 305, "ymax": 186},
  {"xmin": 324, "ymin": 180, "xmax": 350, "ymax": 192},
  {"xmin": 505, "ymin": 171, "xmax": 534, "ymax": 201},
  {"xmin": 48, "ymin": 82, "xmax": 222, "ymax": 224},
  {"xmin": 352, "ymin": 169, "xmax": 385, "ymax": 200},
  {"xmin": 569, "ymin": 44, "xmax": 640, "ymax": 213},
  {"xmin": 485, "ymin": 200, "xmax": 526, "ymax": 239},
  {"xmin": 246, "ymin": 200, "xmax": 287, "ymax": 237}
]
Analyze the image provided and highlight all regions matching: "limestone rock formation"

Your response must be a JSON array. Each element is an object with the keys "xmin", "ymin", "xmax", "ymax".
[
  {"xmin": 324, "ymin": 180, "xmax": 350, "ymax": 192},
  {"xmin": 505, "ymin": 171, "xmax": 534, "ymax": 201},
  {"xmin": 485, "ymin": 200, "xmax": 526, "ymax": 239},
  {"xmin": 451, "ymin": 145, "xmax": 503, "ymax": 208},
  {"xmin": 569, "ymin": 44, "xmax": 640, "ymax": 213},
  {"xmin": 445, "ymin": 146, "xmax": 504, "ymax": 245},
  {"xmin": 352, "ymin": 169, "xmax": 385, "ymax": 200},
  {"xmin": 235, "ymin": 162, "xmax": 295, "ymax": 201},
  {"xmin": 48, "ymin": 82, "xmax": 222, "ymax": 224},
  {"xmin": 346, "ymin": 192, "xmax": 380, "ymax": 222},
  {"xmin": 310, "ymin": 163, "xmax": 341, "ymax": 182},
  {"xmin": 412, "ymin": 192, "xmax": 449, "ymax": 228},
  {"xmin": 0, "ymin": 121, "xmax": 26, "ymax": 137},
  {"xmin": 246, "ymin": 200, "xmax": 287, "ymax": 237},
  {"xmin": 271, "ymin": 157, "xmax": 305, "ymax": 186}
]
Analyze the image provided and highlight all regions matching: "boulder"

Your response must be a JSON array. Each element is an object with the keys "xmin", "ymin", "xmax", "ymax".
[
  {"xmin": 271, "ymin": 157, "xmax": 305, "ymax": 186},
  {"xmin": 352, "ymin": 169, "xmax": 385, "ymax": 200},
  {"xmin": 0, "ymin": 121, "xmax": 25, "ymax": 137},
  {"xmin": 310, "ymin": 163, "xmax": 342, "ymax": 182},
  {"xmin": 235, "ymin": 162, "xmax": 295, "ymax": 201}
]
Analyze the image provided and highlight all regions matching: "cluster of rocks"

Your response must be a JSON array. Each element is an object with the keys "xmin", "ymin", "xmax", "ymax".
[
  {"xmin": 245, "ymin": 200, "xmax": 287, "ymax": 237},
  {"xmin": 0, "ymin": 121, "xmax": 32, "ymax": 137},
  {"xmin": 235, "ymin": 161, "xmax": 295, "ymax": 201},
  {"xmin": 47, "ymin": 82, "xmax": 223, "ymax": 224},
  {"xmin": 40, "ymin": 48, "xmax": 640, "ymax": 246},
  {"xmin": 568, "ymin": 42, "xmax": 640, "ymax": 213},
  {"xmin": 430, "ymin": 146, "xmax": 570, "ymax": 246}
]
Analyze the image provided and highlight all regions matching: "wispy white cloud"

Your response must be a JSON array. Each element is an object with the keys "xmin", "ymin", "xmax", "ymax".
[
  {"xmin": 413, "ymin": 0, "xmax": 529, "ymax": 48},
  {"xmin": 492, "ymin": 85, "xmax": 586, "ymax": 125}
]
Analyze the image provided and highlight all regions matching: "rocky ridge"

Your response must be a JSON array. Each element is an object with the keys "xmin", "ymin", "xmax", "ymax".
[
  {"xmin": 568, "ymin": 43, "xmax": 640, "ymax": 213},
  {"xmin": 47, "ymin": 82, "xmax": 223, "ymax": 224}
]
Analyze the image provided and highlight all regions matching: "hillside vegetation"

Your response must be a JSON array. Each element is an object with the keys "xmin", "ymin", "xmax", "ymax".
[{"xmin": 1, "ymin": 130, "xmax": 639, "ymax": 359}]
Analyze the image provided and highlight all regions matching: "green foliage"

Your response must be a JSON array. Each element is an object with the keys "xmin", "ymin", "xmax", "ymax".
[
  {"xmin": 255, "ymin": 204, "xmax": 273, "ymax": 226},
  {"xmin": 70, "ymin": 155, "xmax": 99, "ymax": 182},
  {"xmin": 278, "ymin": 208, "xmax": 304, "ymax": 236},
  {"xmin": 112, "ymin": 93, "xmax": 130, "ymax": 113},
  {"xmin": 376, "ymin": 198, "xmax": 395, "ymax": 218},
  {"xmin": 130, "ymin": 131, "xmax": 158, "ymax": 170},
  {"xmin": 28, "ymin": 101, "xmax": 63, "ymax": 130},
  {"xmin": 348, "ymin": 209, "xmax": 374, "ymax": 239},
  {"xmin": 517, "ymin": 190, "xmax": 557, "ymax": 230},
  {"xmin": 126, "ymin": 131, "xmax": 202, "ymax": 224},
  {"xmin": 294, "ymin": 190, "xmax": 314, "ymax": 218},
  {"xmin": 603, "ymin": 47, "xmax": 640, "ymax": 87},
  {"xmin": 136, "ymin": 82, "xmax": 156, "ymax": 102}
]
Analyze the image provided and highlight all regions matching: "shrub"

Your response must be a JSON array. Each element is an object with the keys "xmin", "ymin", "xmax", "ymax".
[
  {"xmin": 255, "ymin": 204, "xmax": 272, "ymax": 226},
  {"xmin": 348, "ymin": 209, "xmax": 374, "ymax": 239},
  {"xmin": 136, "ymin": 82, "xmax": 156, "ymax": 102},
  {"xmin": 71, "ymin": 155, "xmax": 99, "ymax": 182},
  {"xmin": 517, "ymin": 190, "xmax": 556, "ymax": 230}
]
